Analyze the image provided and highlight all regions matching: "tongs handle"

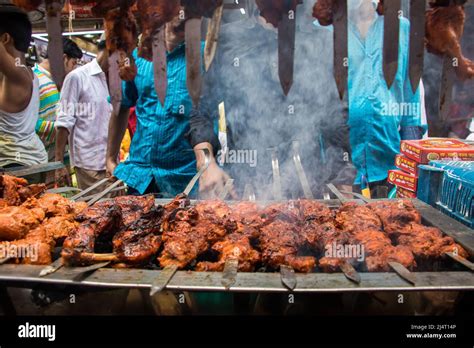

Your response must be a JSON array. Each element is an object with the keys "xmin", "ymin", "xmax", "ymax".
[
  {"xmin": 219, "ymin": 178, "xmax": 234, "ymax": 200},
  {"xmin": 292, "ymin": 141, "xmax": 314, "ymax": 199},
  {"xmin": 339, "ymin": 190, "xmax": 371, "ymax": 204},
  {"xmin": 268, "ymin": 147, "xmax": 283, "ymax": 201},
  {"xmin": 70, "ymin": 177, "xmax": 110, "ymax": 201},
  {"xmin": 86, "ymin": 179, "xmax": 124, "ymax": 206},
  {"xmin": 326, "ymin": 183, "xmax": 348, "ymax": 204},
  {"xmin": 184, "ymin": 148, "xmax": 211, "ymax": 196}
]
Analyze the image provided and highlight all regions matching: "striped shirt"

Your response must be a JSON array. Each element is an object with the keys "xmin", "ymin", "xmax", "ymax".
[
  {"xmin": 114, "ymin": 45, "xmax": 198, "ymax": 196},
  {"xmin": 33, "ymin": 64, "xmax": 59, "ymax": 151}
]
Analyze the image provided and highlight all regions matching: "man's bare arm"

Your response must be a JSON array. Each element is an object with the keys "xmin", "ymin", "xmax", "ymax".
[
  {"xmin": 55, "ymin": 127, "xmax": 69, "ymax": 163},
  {"xmin": 0, "ymin": 42, "xmax": 30, "ymax": 85},
  {"xmin": 106, "ymin": 106, "xmax": 130, "ymax": 176},
  {"xmin": 54, "ymin": 127, "xmax": 71, "ymax": 186}
]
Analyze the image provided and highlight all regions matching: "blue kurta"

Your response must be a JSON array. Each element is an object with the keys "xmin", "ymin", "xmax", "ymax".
[
  {"xmin": 348, "ymin": 16, "xmax": 422, "ymax": 185},
  {"xmin": 114, "ymin": 45, "xmax": 197, "ymax": 196}
]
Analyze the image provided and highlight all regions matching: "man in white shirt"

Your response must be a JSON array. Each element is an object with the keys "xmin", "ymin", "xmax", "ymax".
[{"xmin": 55, "ymin": 40, "xmax": 112, "ymax": 190}]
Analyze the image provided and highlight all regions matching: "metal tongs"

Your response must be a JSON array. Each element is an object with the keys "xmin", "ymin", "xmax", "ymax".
[
  {"xmin": 184, "ymin": 148, "xmax": 211, "ymax": 196},
  {"xmin": 69, "ymin": 178, "xmax": 124, "ymax": 206}
]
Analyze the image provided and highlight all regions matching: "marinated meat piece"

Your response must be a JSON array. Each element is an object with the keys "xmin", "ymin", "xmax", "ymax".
[
  {"xmin": 196, "ymin": 234, "xmax": 261, "ymax": 272},
  {"xmin": 2, "ymin": 239, "xmax": 52, "ymax": 265},
  {"xmin": 194, "ymin": 200, "xmax": 233, "ymax": 242},
  {"xmin": 367, "ymin": 200, "xmax": 421, "ymax": 236},
  {"xmin": 299, "ymin": 199, "xmax": 334, "ymax": 224},
  {"xmin": 99, "ymin": 0, "xmax": 138, "ymax": 81},
  {"xmin": 365, "ymin": 245, "xmax": 415, "ymax": 272},
  {"xmin": 260, "ymin": 220, "xmax": 316, "ymax": 272},
  {"xmin": 159, "ymin": 207, "xmax": 209, "ymax": 269},
  {"xmin": 196, "ymin": 204, "xmax": 262, "ymax": 272},
  {"xmin": 112, "ymin": 207, "xmax": 164, "ymax": 266},
  {"xmin": 0, "ymin": 175, "xmax": 29, "ymax": 206},
  {"xmin": 138, "ymin": 0, "xmax": 181, "ymax": 61},
  {"xmin": 0, "ymin": 206, "xmax": 45, "ymax": 241},
  {"xmin": 318, "ymin": 257, "xmax": 343, "ymax": 273},
  {"xmin": 61, "ymin": 205, "xmax": 122, "ymax": 266},
  {"xmin": 261, "ymin": 201, "xmax": 302, "ymax": 225},
  {"xmin": 112, "ymin": 195, "xmax": 155, "ymax": 226},
  {"xmin": 397, "ymin": 224, "xmax": 469, "ymax": 259},
  {"xmin": 0, "ymin": 225, "xmax": 54, "ymax": 265},
  {"xmin": 426, "ymin": 0, "xmax": 474, "ymax": 80},
  {"xmin": 41, "ymin": 216, "xmax": 79, "ymax": 242},
  {"xmin": 335, "ymin": 202, "xmax": 383, "ymax": 233},
  {"xmin": 17, "ymin": 184, "xmax": 46, "ymax": 202},
  {"xmin": 230, "ymin": 201, "xmax": 263, "ymax": 227},
  {"xmin": 22, "ymin": 193, "xmax": 85, "ymax": 217}
]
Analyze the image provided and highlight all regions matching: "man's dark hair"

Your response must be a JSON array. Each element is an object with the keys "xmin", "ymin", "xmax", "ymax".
[
  {"xmin": 0, "ymin": 6, "xmax": 32, "ymax": 53},
  {"xmin": 44, "ymin": 38, "xmax": 83, "ymax": 59},
  {"xmin": 63, "ymin": 38, "xmax": 83, "ymax": 59}
]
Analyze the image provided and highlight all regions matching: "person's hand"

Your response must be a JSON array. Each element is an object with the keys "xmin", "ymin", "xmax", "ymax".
[
  {"xmin": 55, "ymin": 166, "xmax": 72, "ymax": 187},
  {"xmin": 199, "ymin": 161, "xmax": 237, "ymax": 199},
  {"xmin": 106, "ymin": 157, "xmax": 118, "ymax": 178}
]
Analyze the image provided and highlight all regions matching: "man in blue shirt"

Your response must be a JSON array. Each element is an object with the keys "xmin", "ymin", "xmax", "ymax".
[
  {"xmin": 106, "ymin": 15, "xmax": 197, "ymax": 197},
  {"xmin": 189, "ymin": 1, "xmax": 355, "ymax": 200},
  {"xmin": 347, "ymin": 0, "xmax": 423, "ymax": 196}
]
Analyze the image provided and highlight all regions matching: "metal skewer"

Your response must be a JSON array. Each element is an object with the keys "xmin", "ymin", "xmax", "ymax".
[
  {"xmin": 62, "ymin": 261, "xmax": 112, "ymax": 279},
  {"xmin": 292, "ymin": 141, "xmax": 314, "ymax": 199},
  {"xmin": 243, "ymin": 184, "xmax": 256, "ymax": 202},
  {"xmin": 150, "ymin": 265, "xmax": 178, "ymax": 296},
  {"xmin": 39, "ymin": 258, "xmax": 63, "ymax": 277},
  {"xmin": 268, "ymin": 147, "xmax": 283, "ymax": 201},
  {"xmin": 219, "ymin": 178, "xmax": 234, "ymax": 200},
  {"xmin": 389, "ymin": 261, "xmax": 416, "ymax": 285},
  {"xmin": 445, "ymin": 252, "xmax": 474, "ymax": 272},
  {"xmin": 339, "ymin": 260, "xmax": 361, "ymax": 284},
  {"xmin": 0, "ymin": 257, "xmax": 12, "ymax": 265},
  {"xmin": 280, "ymin": 265, "xmax": 297, "ymax": 290},
  {"xmin": 221, "ymin": 258, "xmax": 238, "ymax": 289},
  {"xmin": 184, "ymin": 148, "xmax": 210, "ymax": 197},
  {"xmin": 327, "ymin": 183, "xmax": 348, "ymax": 203}
]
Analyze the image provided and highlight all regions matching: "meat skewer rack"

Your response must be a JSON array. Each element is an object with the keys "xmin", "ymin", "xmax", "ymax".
[{"xmin": 0, "ymin": 198, "xmax": 473, "ymax": 293}]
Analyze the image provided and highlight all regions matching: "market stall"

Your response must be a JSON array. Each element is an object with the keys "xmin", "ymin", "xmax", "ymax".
[{"xmin": 0, "ymin": 0, "xmax": 473, "ymax": 321}]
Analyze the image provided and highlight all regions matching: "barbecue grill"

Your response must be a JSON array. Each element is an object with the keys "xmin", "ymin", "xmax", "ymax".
[{"xmin": 1, "ymin": 198, "xmax": 473, "ymax": 294}]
